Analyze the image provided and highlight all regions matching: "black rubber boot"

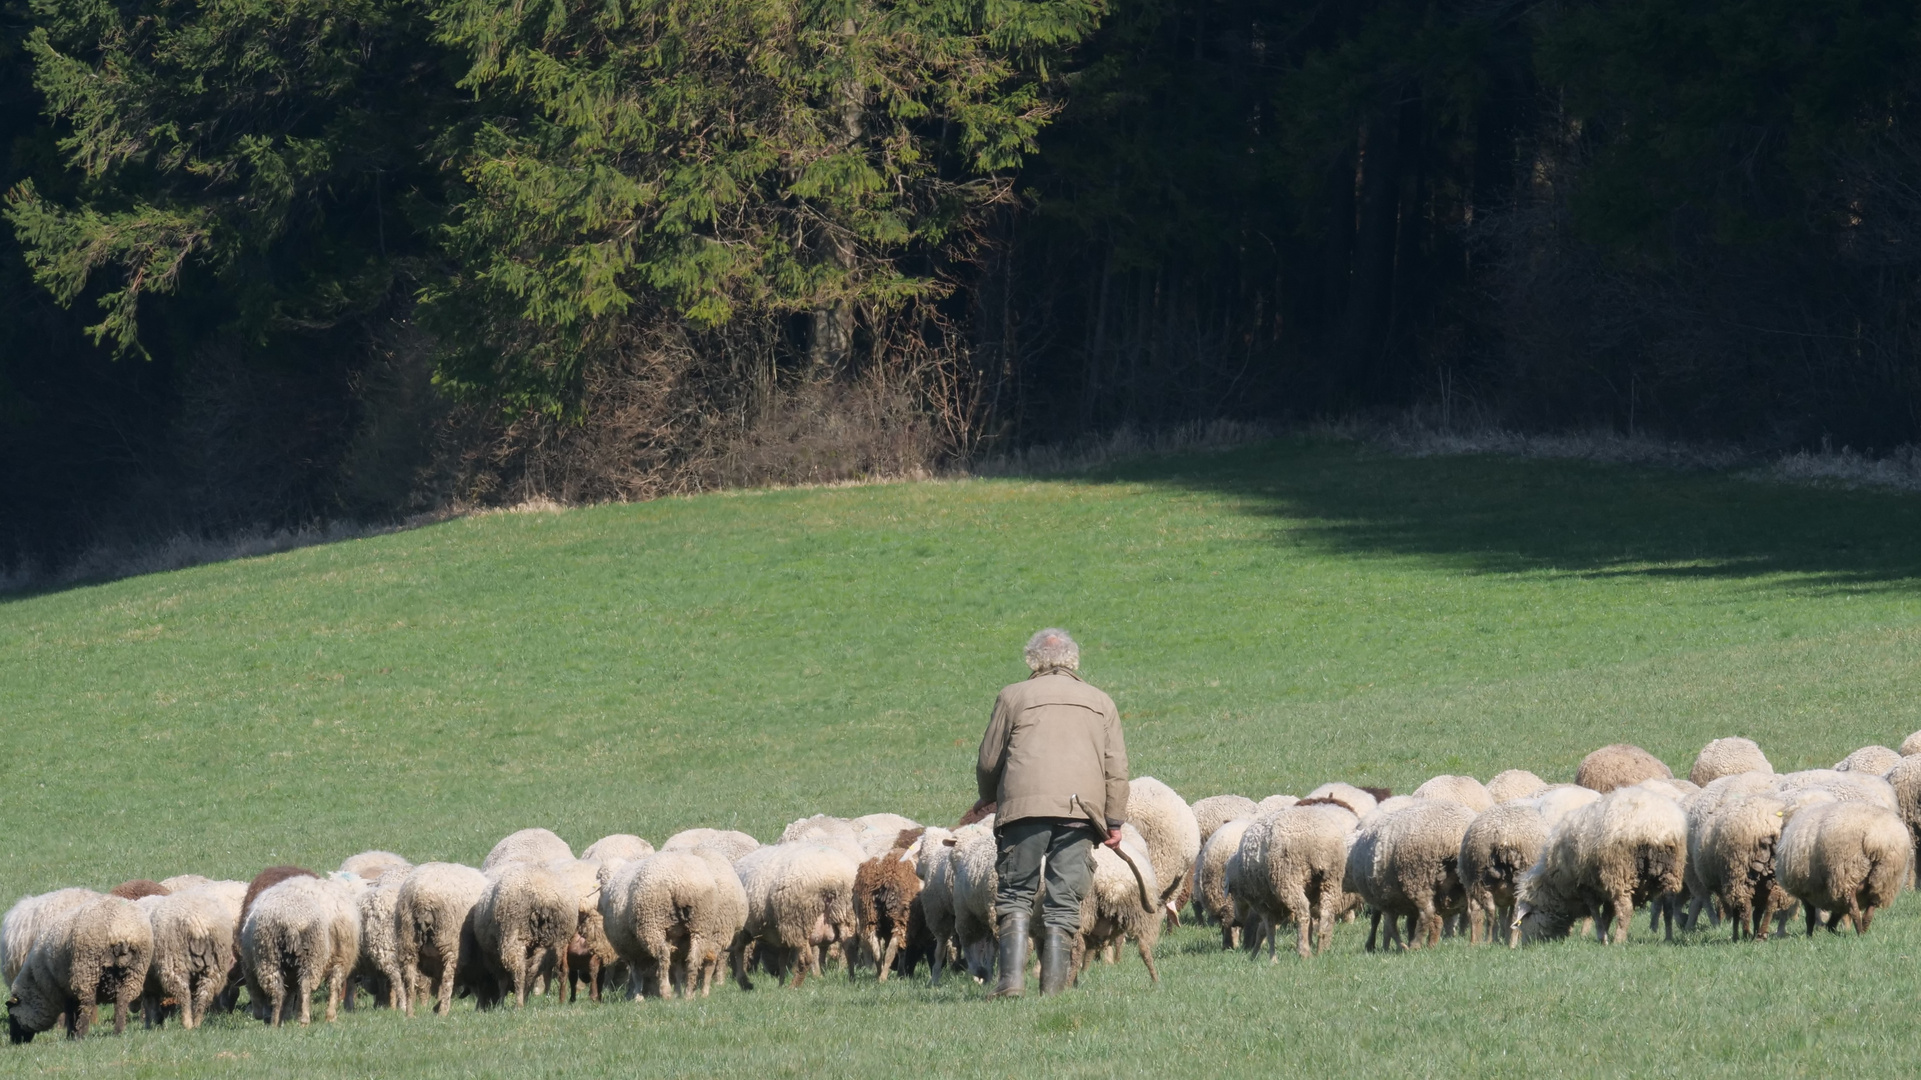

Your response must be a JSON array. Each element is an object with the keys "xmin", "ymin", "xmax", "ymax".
[
  {"xmin": 988, "ymin": 912, "xmax": 1029, "ymax": 998},
  {"xmin": 1039, "ymin": 927, "xmax": 1074, "ymax": 996}
]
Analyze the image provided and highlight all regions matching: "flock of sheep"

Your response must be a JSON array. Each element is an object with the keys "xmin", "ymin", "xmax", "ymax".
[{"xmin": 9, "ymin": 732, "xmax": 1921, "ymax": 1044}]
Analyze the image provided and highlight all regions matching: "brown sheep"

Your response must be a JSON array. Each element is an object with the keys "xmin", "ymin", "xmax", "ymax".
[
  {"xmin": 850, "ymin": 830, "xmax": 924, "ymax": 981},
  {"xmin": 109, "ymin": 880, "xmax": 170, "ymax": 902},
  {"xmin": 1575, "ymin": 744, "xmax": 1673, "ymax": 794}
]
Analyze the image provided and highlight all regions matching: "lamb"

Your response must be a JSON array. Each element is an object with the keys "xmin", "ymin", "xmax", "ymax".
[
  {"xmin": 1457, "ymin": 801, "xmax": 1549, "ymax": 945},
  {"xmin": 661, "ymin": 829, "xmax": 760, "ymax": 862},
  {"xmin": 1128, "ymin": 777, "xmax": 1203, "ymax": 923},
  {"xmin": 1194, "ymin": 818, "xmax": 1254, "ymax": 948},
  {"xmin": 3, "ymin": 887, "xmax": 102, "ymax": 988},
  {"xmin": 1485, "ymin": 770, "xmax": 1548, "ymax": 804},
  {"xmin": 1514, "ymin": 785, "xmax": 1688, "ymax": 944},
  {"xmin": 1411, "ymin": 775, "xmax": 1495, "ymax": 813},
  {"xmin": 581, "ymin": 835, "xmax": 654, "ymax": 863},
  {"xmin": 1345, "ymin": 799, "xmax": 1476, "ymax": 950},
  {"xmin": 1688, "ymin": 737, "xmax": 1772, "ymax": 786},
  {"xmin": 339, "ymin": 851, "xmax": 413, "ymax": 883},
  {"xmin": 1776, "ymin": 801, "xmax": 1910, "ymax": 935},
  {"xmin": 1693, "ymin": 794, "xmax": 1792, "ymax": 940},
  {"xmin": 734, "ymin": 844, "xmax": 858, "ymax": 988},
  {"xmin": 240, "ymin": 875, "xmax": 363, "ymax": 1026},
  {"xmin": 1834, "ymin": 745, "xmax": 1903, "ymax": 776},
  {"xmin": 141, "ymin": 887, "xmax": 240, "ymax": 1029},
  {"xmin": 6, "ymin": 895, "xmax": 152, "ymax": 1042},
  {"xmin": 109, "ymin": 880, "xmax": 169, "ymax": 902},
  {"xmin": 482, "ymin": 828, "xmax": 573, "ymax": 872},
  {"xmin": 350, "ymin": 876, "xmax": 409, "ymax": 1010},
  {"xmin": 851, "ymin": 833, "xmax": 924, "ymax": 981},
  {"xmin": 1574, "ymin": 743, "xmax": 1673, "ymax": 793},
  {"xmin": 393, "ymin": 862, "xmax": 489, "ymax": 1016},
  {"xmin": 1236, "ymin": 797, "xmax": 1363, "ymax": 959},
  {"xmin": 1071, "ymin": 826, "xmax": 1162, "ymax": 985},
  {"xmin": 470, "ymin": 862, "xmax": 574, "ymax": 1008}
]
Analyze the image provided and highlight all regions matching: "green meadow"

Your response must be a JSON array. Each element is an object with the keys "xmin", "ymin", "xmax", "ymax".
[{"xmin": 5, "ymin": 436, "xmax": 1921, "ymax": 1077}]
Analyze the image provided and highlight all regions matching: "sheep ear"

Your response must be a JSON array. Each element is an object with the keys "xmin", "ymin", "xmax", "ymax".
[{"xmin": 941, "ymin": 839, "xmax": 957, "ymax": 847}]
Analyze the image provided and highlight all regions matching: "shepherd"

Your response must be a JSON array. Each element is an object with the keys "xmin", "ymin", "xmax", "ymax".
[{"xmin": 970, "ymin": 627, "xmax": 1130, "ymax": 998}]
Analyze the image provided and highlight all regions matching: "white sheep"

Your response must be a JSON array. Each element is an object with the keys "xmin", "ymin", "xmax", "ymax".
[
  {"xmin": 1346, "ymin": 799, "xmax": 1476, "ymax": 949},
  {"xmin": 581, "ymin": 835, "xmax": 655, "ymax": 863},
  {"xmin": 241, "ymin": 876, "xmax": 363, "ymax": 1026},
  {"xmin": 482, "ymin": 828, "xmax": 574, "ymax": 872},
  {"xmin": 472, "ymin": 862, "xmax": 574, "ymax": 1008},
  {"xmin": 6, "ymin": 895, "xmax": 152, "ymax": 1041},
  {"xmin": 1687, "ymin": 737, "xmax": 1772, "ymax": 786},
  {"xmin": 393, "ymin": 862, "xmax": 489, "ymax": 1017},
  {"xmin": 1834, "ymin": 745, "xmax": 1903, "ymax": 776},
  {"xmin": 1128, "ymin": 777, "xmax": 1203, "ymax": 923},
  {"xmin": 1194, "ymin": 818, "xmax": 1254, "ymax": 948},
  {"xmin": 1411, "ymin": 775, "xmax": 1495, "ymax": 813},
  {"xmin": 141, "ymin": 888, "xmax": 239, "ymax": 1029},
  {"xmin": 1485, "ymin": 770, "xmax": 1548, "ymax": 804},
  {"xmin": 1515, "ymin": 785, "xmax": 1687, "ymax": 944},
  {"xmin": 1777, "ymin": 801, "xmax": 1910, "ymax": 934},
  {"xmin": 662, "ymin": 828, "xmax": 760, "ymax": 862}
]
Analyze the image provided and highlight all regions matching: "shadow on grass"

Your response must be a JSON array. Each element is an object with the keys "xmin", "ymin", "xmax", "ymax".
[{"xmin": 1087, "ymin": 437, "xmax": 1921, "ymax": 590}]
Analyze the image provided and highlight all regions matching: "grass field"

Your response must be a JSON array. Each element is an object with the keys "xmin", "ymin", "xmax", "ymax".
[{"xmin": 5, "ymin": 435, "xmax": 1921, "ymax": 1077}]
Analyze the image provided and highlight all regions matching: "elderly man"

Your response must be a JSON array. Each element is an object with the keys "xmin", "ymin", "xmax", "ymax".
[{"xmin": 971, "ymin": 627, "xmax": 1129, "ymax": 998}]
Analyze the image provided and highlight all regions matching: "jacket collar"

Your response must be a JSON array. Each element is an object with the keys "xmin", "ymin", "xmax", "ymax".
[{"xmin": 1028, "ymin": 666, "xmax": 1083, "ymax": 681}]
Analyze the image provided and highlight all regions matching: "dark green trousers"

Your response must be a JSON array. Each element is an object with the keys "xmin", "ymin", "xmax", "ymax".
[{"xmin": 995, "ymin": 817, "xmax": 1097, "ymax": 934}]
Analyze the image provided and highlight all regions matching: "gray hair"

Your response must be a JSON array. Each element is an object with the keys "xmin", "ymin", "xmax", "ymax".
[{"xmin": 1024, "ymin": 628, "xmax": 1080, "ymax": 672}]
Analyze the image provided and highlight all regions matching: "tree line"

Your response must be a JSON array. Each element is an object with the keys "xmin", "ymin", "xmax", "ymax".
[{"xmin": 6, "ymin": 0, "xmax": 1921, "ymax": 568}]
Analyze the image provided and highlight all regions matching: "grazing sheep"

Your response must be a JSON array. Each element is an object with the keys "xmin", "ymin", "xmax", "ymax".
[
  {"xmin": 142, "ymin": 888, "xmax": 240, "ymax": 1029},
  {"xmin": 543, "ymin": 858, "xmax": 611, "ymax": 1002},
  {"xmin": 1694, "ymin": 794, "xmax": 1792, "ymax": 940},
  {"xmin": 394, "ymin": 862, "xmax": 489, "ymax": 1017},
  {"xmin": 851, "ymin": 835, "xmax": 923, "ymax": 981},
  {"xmin": 912, "ymin": 825, "xmax": 968, "ymax": 985},
  {"xmin": 471, "ymin": 862, "xmax": 574, "ymax": 1008},
  {"xmin": 1575, "ymin": 743, "xmax": 1673, "ymax": 793},
  {"xmin": 1834, "ymin": 745, "xmax": 1903, "ymax": 776},
  {"xmin": 1411, "ymin": 776, "xmax": 1495, "ymax": 813},
  {"xmin": 3, "ymin": 888, "xmax": 102, "ymax": 988},
  {"xmin": 1346, "ymin": 799, "xmax": 1476, "ymax": 950},
  {"xmin": 1191, "ymin": 796, "xmax": 1258, "ymax": 848},
  {"xmin": 1128, "ymin": 777, "xmax": 1203, "ymax": 923},
  {"xmin": 581, "ymin": 835, "xmax": 654, "ymax": 864},
  {"xmin": 1072, "ymin": 826, "xmax": 1162, "ymax": 985},
  {"xmin": 1532, "ymin": 785, "xmax": 1602, "ymax": 829},
  {"xmin": 339, "ymin": 851, "xmax": 413, "ymax": 883},
  {"xmin": 596, "ymin": 858, "xmax": 649, "ymax": 996},
  {"xmin": 1515, "ymin": 785, "xmax": 1688, "ymax": 944},
  {"xmin": 1901, "ymin": 731, "xmax": 1921, "ymax": 757},
  {"xmin": 1194, "ymin": 818, "xmax": 1254, "ymax": 948},
  {"xmin": 1777, "ymin": 801, "xmax": 1911, "ymax": 935},
  {"xmin": 852, "ymin": 814, "xmax": 922, "ymax": 860},
  {"xmin": 1688, "ymin": 737, "xmax": 1772, "ymax": 786},
  {"xmin": 1485, "ymin": 770, "xmax": 1548, "ymax": 804},
  {"xmin": 735, "ymin": 844, "xmax": 859, "ymax": 988},
  {"xmin": 482, "ymin": 828, "xmax": 573, "ymax": 872},
  {"xmin": 350, "ymin": 877, "xmax": 409, "ymax": 1010},
  {"xmin": 1771, "ymin": 769, "xmax": 1899, "ymax": 811},
  {"xmin": 1254, "ymin": 794, "xmax": 1299, "ymax": 816},
  {"xmin": 777, "ymin": 816, "xmax": 866, "ymax": 863},
  {"xmin": 158, "ymin": 875, "xmax": 213, "ymax": 894},
  {"xmin": 1681, "ymin": 771, "xmax": 1776, "ymax": 929},
  {"xmin": 947, "ymin": 826, "xmax": 1003, "ymax": 980},
  {"xmin": 6, "ymin": 895, "xmax": 152, "ymax": 1042},
  {"xmin": 109, "ymin": 880, "xmax": 169, "ymax": 902},
  {"xmin": 240, "ymin": 876, "xmax": 363, "ymax": 1027},
  {"xmin": 1237, "ymin": 798, "xmax": 1363, "ymax": 959},
  {"xmin": 661, "ymin": 829, "xmax": 760, "ymax": 862},
  {"xmin": 1885, "ymin": 756, "xmax": 1921, "ymax": 877},
  {"xmin": 239, "ymin": 866, "xmax": 318, "ymax": 935},
  {"xmin": 1457, "ymin": 802, "xmax": 1548, "ymax": 945},
  {"xmin": 609, "ymin": 853, "xmax": 727, "ymax": 999},
  {"xmin": 1304, "ymin": 783, "xmax": 1381, "ymax": 817}
]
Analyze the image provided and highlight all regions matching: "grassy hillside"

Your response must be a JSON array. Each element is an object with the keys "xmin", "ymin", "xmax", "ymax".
[{"xmin": 4, "ymin": 436, "xmax": 1921, "ymax": 1076}]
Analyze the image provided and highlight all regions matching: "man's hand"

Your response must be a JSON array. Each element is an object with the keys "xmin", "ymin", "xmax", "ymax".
[
  {"xmin": 968, "ymin": 797, "xmax": 993, "ymax": 817},
  {"xmin": 1104, "ymin": 828, "xmax": 1122, "ymax": 849}
]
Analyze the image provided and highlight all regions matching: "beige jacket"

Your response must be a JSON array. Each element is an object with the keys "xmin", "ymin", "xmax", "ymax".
[{"xmin": 976, "ymin": 669, "xmax": 1129, "ymax": 827}]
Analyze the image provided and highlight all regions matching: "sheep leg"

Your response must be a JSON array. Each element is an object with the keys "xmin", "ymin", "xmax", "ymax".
[
  {"xmin": 1845, "ymin": 898, "xmax": 1866, "ymax": 935},
  {"xmin": 1661, "ymin": 895, "xmax": 1674, "ymax": 942},
  {"xmin": 1858, "ymin": 906, "xmax": 1876, "ymax": 933},
  {"xmin": 1824, "ymin": 908, "xmax": 1847, "ymax": 932},
  {"xmin": 1365, "ymin": 910, "xmax": 1380, "ymax": 952},
  {"xmin": 878, "ymin": 933, "xmax": 901, "ymax": 982},
  {"xmin": 1135, "ymin": 936, "xmax": 1160, "ymax": 985},
  {"xmin": 1281, "ymin": 884, "xmax": 1315, "ymax": 959},
  {"xmin": 325, "ymin": 963, "xmax": 347, "ymax": 1023}
]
